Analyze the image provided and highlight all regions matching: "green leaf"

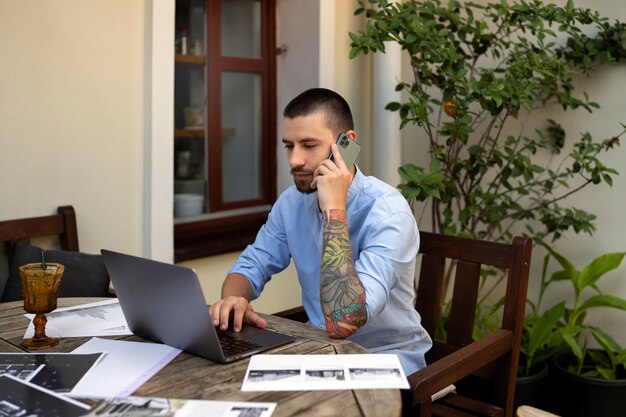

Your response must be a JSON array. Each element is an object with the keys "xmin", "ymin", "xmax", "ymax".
[
  {"xmin": 385, "ymin": 101, "xmax": 402, "ymax": 111},
  {"xmin": 616, "ymin": 350, "xmax": 626, "ymax": 367},
  {"xmin": 542, "ymin": 244, "xmax": 578, "ymax": 285},
  {"xmin": 591, "ymin": 327, "xmax": 621, "ymax": 353},
  {"xmin": 562, "ymin": 331, "xmax": 583, "ymax": 360},
  {"xmin": 421, "ymin": 172, "xmax": 444, "ymax": 185},
  {"xmin": 578, "ymin": 294, "xmax": 626, "ymax": 313},
  {"xmin": 526, "ymin": 302, "xmax": 565, "ymax": 357},
  {"xmin": 579, "ymin": 253, "xmax": 625, "ymax": 289},
  {"xmin": 429, "ymin": 158, "xmax": 441, "ymax": 173}
]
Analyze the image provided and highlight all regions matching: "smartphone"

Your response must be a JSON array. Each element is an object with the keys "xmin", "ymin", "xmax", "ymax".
[{"xmin": 330, "ymin": 133, "xmax": 361, "ymax": 168}]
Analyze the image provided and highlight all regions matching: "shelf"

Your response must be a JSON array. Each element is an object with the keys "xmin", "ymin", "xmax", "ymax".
[
  {"xmin": 175, "ymin": 129, "xmax": 205, "ymax": 138},
  {"xmin": 175, "ymin": 54, "xmax": 205, "ymax": 65}
]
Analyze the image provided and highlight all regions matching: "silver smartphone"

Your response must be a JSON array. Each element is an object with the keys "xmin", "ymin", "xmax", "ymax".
[{"xmin": 330, "ymin": 133, "xmax": 361, "ymax": 168}]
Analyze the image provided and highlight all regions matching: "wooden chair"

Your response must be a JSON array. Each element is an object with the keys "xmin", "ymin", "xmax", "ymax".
[
  {"xmin": 0, "ymin": 205, "xmax": 113, "ymax": 301},
  {"xmin": 404, "ymin": 231, "xmax": 532, "ymax": 417},
  {"xmin": 0, "ymin": 205, "xmax": 79, "ymax": 261},
  {"xmin": 274, "ymin": 231, "xmax": 532, "ymax": 417}
]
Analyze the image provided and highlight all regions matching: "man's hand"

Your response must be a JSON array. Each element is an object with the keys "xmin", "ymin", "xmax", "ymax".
[
  {"xmin": 311, "ymin": 143, "xmax": 352, "ymax": 212},
  {"xmin": 209, "ymin": 274, "xmax": 267, "ymax": 332}
]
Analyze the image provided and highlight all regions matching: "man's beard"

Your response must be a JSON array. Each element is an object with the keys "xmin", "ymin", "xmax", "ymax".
[{"xmin": 291, "ymin": 168, "xmax": 316, "ymax": 194}]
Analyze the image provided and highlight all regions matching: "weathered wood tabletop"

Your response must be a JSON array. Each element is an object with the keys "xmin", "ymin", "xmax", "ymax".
[{"xmin": 0, "ymin": 298, "xmax": 402, "ymax": 417}]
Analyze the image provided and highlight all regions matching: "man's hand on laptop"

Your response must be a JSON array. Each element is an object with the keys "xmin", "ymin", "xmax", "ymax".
[{"xmin": 210, "ymin": 296, "xmax": 268, "ymax": 333}]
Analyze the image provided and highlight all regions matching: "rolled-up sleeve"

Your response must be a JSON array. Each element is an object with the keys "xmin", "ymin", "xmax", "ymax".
[{"xmin": 229, "ymin": 199, "xmax": 292, "ymax": 299}]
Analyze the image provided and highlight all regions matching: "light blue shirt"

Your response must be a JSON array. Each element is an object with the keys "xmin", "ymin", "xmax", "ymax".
[{"xmin": 230, "ymin": 168, "xmax": 432, "ymax": 375}]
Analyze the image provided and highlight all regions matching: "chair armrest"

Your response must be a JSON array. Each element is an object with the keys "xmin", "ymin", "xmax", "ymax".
[{"xmin": 406, "ymin": 329, "xmax": 513, "ymax": 406}]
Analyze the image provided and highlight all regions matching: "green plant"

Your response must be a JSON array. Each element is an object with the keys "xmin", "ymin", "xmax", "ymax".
[
  {"xmin": 539, "ymin": 244, "xmax": 626, "ymax": 379},
  {"xmin": 349, "ymin": 0, "xmax": 625, "ymax": 344},
  {"xmin": 350, "ymin": 0, "xmax": 623, "ymax": 279},
  {"xmin": 350, "ymin": 0, "xmax": 624, "ymax": 243},
  {"xmin": 584, "ymin": 329, "xmax": 626, "ymax": 379}
]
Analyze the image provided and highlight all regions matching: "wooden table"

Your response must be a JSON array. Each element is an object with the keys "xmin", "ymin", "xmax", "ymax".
[{"xmin": 0, "ymin": 298, "xmax": 402, "ymax": 417}]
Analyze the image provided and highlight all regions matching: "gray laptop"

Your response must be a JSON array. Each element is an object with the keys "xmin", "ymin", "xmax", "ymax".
[{"xmin": 101, "ymin": 249, "xmax": 295, "ymax": 363}]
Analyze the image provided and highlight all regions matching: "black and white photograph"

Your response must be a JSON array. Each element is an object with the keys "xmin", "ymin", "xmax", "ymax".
[
  {"xmin": 81, "ymin": 397, "xmax": 277, "ymax": 417},
  {"xmin": 246, "ymin": 369, "xmax": 300, "ymax": 383},
  {"xmin": 0, "ymin": 352, "xmax": 104, "ymax": 392},
  {"xmin": 225, "ymin": 406, "xmax": 273, "ymax": 417},
  {"xmin": 0, "ymin": 374, "xmax": 90, "ymax": 417},
  {"xmin": 348, "ymin": 367, "xmax": 403, "ymax": 381},
  {"xmin": 82, "ymin": 397, "xmax": 176, "ymax": 417},
  {"xmin": 0, "ymin": 354, "xmax": 44, "ymax": 380},
  {"xmin": 304, "ymin": 369, "xmax": 345, "ymax": 381}
]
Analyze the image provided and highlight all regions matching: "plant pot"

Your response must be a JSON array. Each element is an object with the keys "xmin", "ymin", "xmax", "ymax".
[
  {"xmin": 552, "ymin": 349, "xmax": 626, "ymax": 417},
  {"xmin": 514, "ymin": 361, "xmax": 549, "ymax": 412}
]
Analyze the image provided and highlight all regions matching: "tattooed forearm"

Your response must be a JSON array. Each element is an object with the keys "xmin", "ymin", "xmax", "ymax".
[{"xmin": 320, "ymin": 209, "xmax": 367, "ymax": 338}]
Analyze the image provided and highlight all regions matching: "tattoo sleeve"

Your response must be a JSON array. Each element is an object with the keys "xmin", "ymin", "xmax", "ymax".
[{"xmin": 320, "ymin": 209, "xmax": 367, "ymax": 338}]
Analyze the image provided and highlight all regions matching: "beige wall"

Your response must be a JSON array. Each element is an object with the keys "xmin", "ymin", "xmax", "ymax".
[{"xmin": 0, "ymin": 1, "xmax": 145, "ymax": 256}]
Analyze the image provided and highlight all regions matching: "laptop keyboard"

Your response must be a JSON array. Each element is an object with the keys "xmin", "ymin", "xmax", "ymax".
[{"xmin": 218, "ymin": 332, "xmax": 262, "ymax": 357}]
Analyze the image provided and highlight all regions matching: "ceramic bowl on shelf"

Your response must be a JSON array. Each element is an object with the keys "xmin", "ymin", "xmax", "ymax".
[{"xmin": 174, "ymin": 194, "xmax": 204, "ymax": 218}]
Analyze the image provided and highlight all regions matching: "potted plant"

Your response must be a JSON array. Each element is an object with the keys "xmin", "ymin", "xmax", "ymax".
[{"xmin": 537, "ymin": 244, "xmax": 626, "ymax": 417}]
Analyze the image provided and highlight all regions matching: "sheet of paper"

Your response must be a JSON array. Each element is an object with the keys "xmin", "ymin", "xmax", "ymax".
[
  {"xmin": 0, "ymin": 374, "xmax": 90, "ymax": 417},
  {"xmin": 83, "ymin": 396, "xmax": 276, "ymax": 417},
  {"xmin": 24, "ymin": 298, "xmax": 132, "ymax": 338},
  {"xmin": 241, "ymin": 354, "xmax": 409, "ymax": 391},
  {"xmin": 69, "ymin": 337, "xmax": 181, "ymax": 399}
]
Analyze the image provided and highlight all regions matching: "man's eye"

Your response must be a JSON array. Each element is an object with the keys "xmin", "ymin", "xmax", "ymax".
[
  {"xmin": 283, "ymin": 144, "xmax": 293, "ymax": 149},
  {"xmin": 304, "ymin": 144, "xmax": 316, "ymax": 149}
]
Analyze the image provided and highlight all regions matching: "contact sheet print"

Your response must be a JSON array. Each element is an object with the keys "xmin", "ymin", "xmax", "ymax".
[{"xmin": 241, "ymin": 354, "xmax": 409, "ymax": 391}]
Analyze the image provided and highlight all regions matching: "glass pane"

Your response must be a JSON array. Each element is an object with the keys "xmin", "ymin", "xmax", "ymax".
[
  {"xmin": 221, "ymin": 72, "xmax": 262, "ymax": 203},
  {"xmin": 174, "ymin": 0, "xmax": 207, "ymax": 219},
  {"xmin": 221, "ymin": 0, "xmax": 261, "ymax": 58},
  {"xmin": 175, "ymin": 0, "xmax": 205, "ymax": 56}
]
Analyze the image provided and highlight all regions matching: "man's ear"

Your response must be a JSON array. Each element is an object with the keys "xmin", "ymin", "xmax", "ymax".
[{"xmin": 345, "ymin": 130, "xmax": 357, "ymax": 141}]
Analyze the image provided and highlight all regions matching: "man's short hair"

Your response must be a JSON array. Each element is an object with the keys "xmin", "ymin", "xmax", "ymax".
[{"xmin": 283, "ymin": 88, "xmax": 354, "ymax": 136}]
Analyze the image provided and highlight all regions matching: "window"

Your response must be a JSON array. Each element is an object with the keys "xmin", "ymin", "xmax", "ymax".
[{"xmin": 173, "ymin": 0, "xmax": 276, "ymax": 262}]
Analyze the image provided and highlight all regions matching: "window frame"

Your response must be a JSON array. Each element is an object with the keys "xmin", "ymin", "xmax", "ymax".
[{"xmin": 174, "ymin": 0, "xmax": 276, "ymax": 262}]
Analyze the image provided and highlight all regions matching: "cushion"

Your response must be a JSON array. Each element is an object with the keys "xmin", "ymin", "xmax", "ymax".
[{"xmin": 1, "ymin": 241, "xmax": 111, "ymax": 302}]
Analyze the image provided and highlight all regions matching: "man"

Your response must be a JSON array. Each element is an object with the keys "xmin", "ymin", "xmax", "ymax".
[{"xmin": 210, "ymin": 88, "xmax": 431, "ymax": 374}]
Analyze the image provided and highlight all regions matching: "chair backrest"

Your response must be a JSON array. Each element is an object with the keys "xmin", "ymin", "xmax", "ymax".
[
  {"xmin": 0, "ymin": 206, "xmax": 79, "ymax": 263},
  {"xmin": 410, "ymin": 231, "xmax": 532, "ymax": 416}
]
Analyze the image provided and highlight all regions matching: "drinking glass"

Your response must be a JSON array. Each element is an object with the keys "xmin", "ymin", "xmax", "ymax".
[{"xmin": 19, "ymin": 262, "xmax": 64, "ymax": 350}]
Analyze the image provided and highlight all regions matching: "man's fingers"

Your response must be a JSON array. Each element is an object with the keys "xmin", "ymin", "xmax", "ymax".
[
  {"xmin": 330, "ymin": 143, "xmax": 349, "ymax": 171},
  {"xmin": 245, "ymin": 309, "xmax": 268, "ymax": 329},
  {"xmin": 211, "ymin": 297, "xmax": 267, "ymax": 332},
  {"xmin": 209, "ymin": 301, "xmax": 222, "ymax": 326},
  {"xmin": 232, "ymin": 306, "xmax": 246, "ymax": 332},
  {"xmin": 219, "ymin": 300, "xmax": 234, "ymax": 330}
]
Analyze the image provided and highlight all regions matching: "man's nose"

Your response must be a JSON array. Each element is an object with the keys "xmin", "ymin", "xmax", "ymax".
[{"xmin": 288, "ymin": 147, "xmax": 305, "ymax": 168}]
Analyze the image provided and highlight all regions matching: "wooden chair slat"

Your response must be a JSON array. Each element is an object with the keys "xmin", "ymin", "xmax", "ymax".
[
  {"xmin": 0, "ymin": 205, "xmax": 79, "ymax": 262},
  {"xmin": 447, "ymin": 260, "xmax": 481, "ymax": 346},
  {"xmin": 415, "ymin": 253, "xmax": 446, "ymax": 337}
]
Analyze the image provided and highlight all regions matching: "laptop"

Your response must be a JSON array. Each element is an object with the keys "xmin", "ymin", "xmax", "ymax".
[{"xmin": 101, "ymin": 249, "xmax": 295, "ymax": 363}]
